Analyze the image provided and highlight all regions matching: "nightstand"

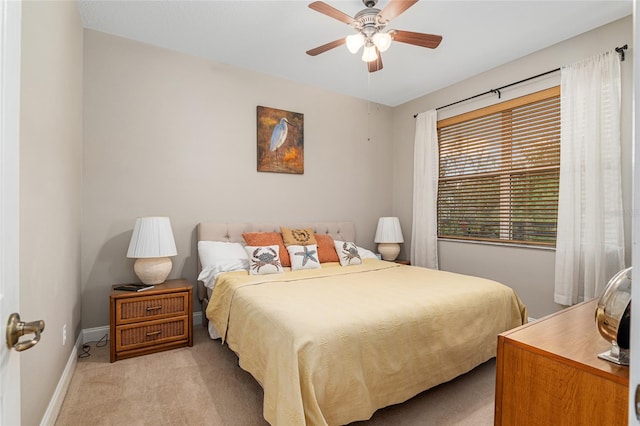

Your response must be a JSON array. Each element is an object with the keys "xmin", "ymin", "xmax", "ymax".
[{"xmin": 110, "ymin": 278, "xmax": 193, "ymax": 362}]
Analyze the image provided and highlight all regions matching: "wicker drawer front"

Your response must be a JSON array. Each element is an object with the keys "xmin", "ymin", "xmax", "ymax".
[
  {"xmin": 115, "ymin": 316, "xmax": 188, "ymax": 352},
  {"xmin": 115, "ymin": 292, "xmax": 188, "ymax": 324}
]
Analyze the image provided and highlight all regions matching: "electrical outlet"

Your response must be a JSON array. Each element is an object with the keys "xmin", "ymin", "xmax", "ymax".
[{"xmin": 62, "ymin": 324, "xmax": 67, "ymax": 345}]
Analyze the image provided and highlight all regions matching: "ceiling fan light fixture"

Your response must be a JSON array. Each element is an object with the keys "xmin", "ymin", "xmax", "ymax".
[
  {"xmin": 307, "ymin": 0, "xmax": 441, "ymax": 73},
  {"xmin": 372, "ymin": 32, "xmax": 392, "ymax": 52},
  {"xmin": 346, "ymin": 33, "xmax": 365, "ymax": 53},
  {"xmin": 361, "ymin": 44, "xmax": 378, "ymax": 62}
]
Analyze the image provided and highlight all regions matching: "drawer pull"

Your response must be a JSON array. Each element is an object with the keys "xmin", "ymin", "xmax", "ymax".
[
  {"xmin": 146, "ymin": 331, "xmax": 161, "ymax": 337},
  {"xmin": 146, "ymin": 306, "xmax": 162, "ymax": 312}
]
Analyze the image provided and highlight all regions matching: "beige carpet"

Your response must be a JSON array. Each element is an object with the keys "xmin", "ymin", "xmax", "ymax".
[{"xmin": 55, "ymin": 326, "xmax": 495, "ymax": 425}]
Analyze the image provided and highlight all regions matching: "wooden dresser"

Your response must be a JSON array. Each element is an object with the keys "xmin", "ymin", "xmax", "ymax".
[
  {"xmin": 110, "ymin": 279, "xmax": 193, "ymax": 362},
  {"xmin": 495, "ymin": 298, "xmax": 629, "ymax": 425}
]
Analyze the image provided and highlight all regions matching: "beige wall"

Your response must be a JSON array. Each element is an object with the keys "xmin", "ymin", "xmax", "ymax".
[
  {"xmin": 81, "ymin": 30, "xmax": 394, "ymax": 328},
  {"xmin": 392, "ymin": 16, "xmax": 633, "ymax": 319},
  {"xmin": 19, "ymin": 1, "xmax": 83, "ymax": 424},
  {"xmin": 82, "ymin": 17, "xmax": 633, "ymax": 326}
]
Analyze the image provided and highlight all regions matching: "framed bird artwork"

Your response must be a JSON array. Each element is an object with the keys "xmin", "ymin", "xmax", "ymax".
[{"xmin": 257, "ymin": 106, "xmax": 304, "ymax": 174}]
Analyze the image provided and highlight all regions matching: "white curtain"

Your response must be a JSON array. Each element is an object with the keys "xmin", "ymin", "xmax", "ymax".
[
  {"xmin": 411, "ymin": 110, "xmax": 439, "ymax": 269},
  {"xmin": 554, "ymin": 50, "xmax": 625, "ymax": 305}
]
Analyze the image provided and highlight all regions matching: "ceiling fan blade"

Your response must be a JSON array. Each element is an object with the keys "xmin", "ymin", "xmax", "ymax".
[
  {"xmin": 306, "ymin": 38, "xmax": 346, "ymax": 56},
  {"xmin": 378, "ymin": 0, "xmax": 418, "ymax": 23},
  {"xmin": 309, "ymin": 1, "xmax": 356, "ymax": 25},
  {"xmin": 391, "ymin": 30, "xmax": 442, "ymax": 49},
  {"xmin": 367, "ymin": 49, "xmax": 383, "ymax": 73}
]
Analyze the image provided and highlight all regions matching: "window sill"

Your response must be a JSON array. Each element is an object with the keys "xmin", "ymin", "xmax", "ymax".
[{"xmin": 437, "ymin": 237, "xmax": 556, "ymax": 251}]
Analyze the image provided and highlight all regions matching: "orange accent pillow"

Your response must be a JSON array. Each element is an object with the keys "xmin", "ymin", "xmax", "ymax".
[
  {"xmin": 242, "ymin": 232, "xmax": 290, "ymax": 267},
  {"xmin": 281, "ymin": 227, "xmax": 317, "ymax": 246},
  {"xmin": 315, "ymin": 234, "xmax": 339, "ymax": 263}
]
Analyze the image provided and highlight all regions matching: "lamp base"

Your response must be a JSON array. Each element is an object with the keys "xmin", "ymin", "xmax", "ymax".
[
  {"xmin": 598, "ymin": 342, "xmax": 630, "ymax": 365},
  {"xmin": 133, "ymin": 257, "xmax": 172, "ymax": 285},
  {"xmin": 377, "ymin": 243, "xmax": 400, "ymax": 261}
]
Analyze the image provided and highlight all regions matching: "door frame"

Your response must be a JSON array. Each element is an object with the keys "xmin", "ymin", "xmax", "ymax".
[
  {"xmin": 630, "ymin": 2, "xmax": 639, "ymax": 424},
  {"xmin": 0, "ymin": 0, "xmax": 21, "ymax": 424}
]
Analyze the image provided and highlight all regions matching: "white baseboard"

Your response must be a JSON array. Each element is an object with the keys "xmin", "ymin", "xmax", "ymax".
[
  {"xmin": 39, "ymin": 333, "xmax": 82, "ymax": 426},
  {"xmin": 82, "ymin": 325, "xmax": 109, "ymax": 344},
  {"xmin": 528, "ymin": 317, "xmax": 536, "ymax": 323},
  {"xmin": 193, "ymin": 311, "xmax": 203, "ymax": 326}
]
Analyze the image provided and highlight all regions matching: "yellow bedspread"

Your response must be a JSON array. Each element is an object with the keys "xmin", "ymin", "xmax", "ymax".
[{"xmin": 206, "ymin": 260, "xmax": 526, "ymax": 426}]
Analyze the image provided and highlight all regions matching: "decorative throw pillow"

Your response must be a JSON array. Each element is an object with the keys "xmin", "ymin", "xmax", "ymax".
[
  {"xmin": 315, "ymin": 234, "xmax": 340, "ymax": 263},
  {"xmin": 281, "ymin": 227, "xmax": 318, "ymax": 246},
  {"xmin": 333, "ymin": 241, "xmax": 362, "ymax": 266},
  {"xmin": 245, "ymin": 245, "xmax": 283, "ymax": 275},
  {"xmin": 242, "ymin": 232, "xmax": 291, "ymax": 267},
  {"xmin": 287, "ymin": 244, "xmax": 321, "ymax": 271}
]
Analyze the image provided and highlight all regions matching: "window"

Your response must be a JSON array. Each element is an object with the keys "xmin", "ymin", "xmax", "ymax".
[{"xmin": 437, "ymin": 87, "xmax": 560, "ymax": 247}]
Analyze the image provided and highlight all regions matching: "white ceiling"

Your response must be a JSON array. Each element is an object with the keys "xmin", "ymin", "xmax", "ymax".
[{"xmin": 77, "ymin": 0, "xmax": 632, "ymax": 107}]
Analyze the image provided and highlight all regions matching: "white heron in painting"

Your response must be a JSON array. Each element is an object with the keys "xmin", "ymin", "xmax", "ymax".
[{"xmin": 270, "ymin": 118, "xmax": 291, "ymax": 162}]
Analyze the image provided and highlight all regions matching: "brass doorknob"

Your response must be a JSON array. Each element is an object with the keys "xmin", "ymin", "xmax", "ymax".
[{"xmin": 5, "ymin": 313, "xmax": 45, "ymax": 352}]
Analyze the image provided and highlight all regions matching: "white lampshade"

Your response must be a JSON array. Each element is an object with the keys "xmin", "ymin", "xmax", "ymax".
[
  {"xmin": 372, "ymin": 32, "xmax": 392, "ymax": 52},
  {"xmin": 374, "ymin": 217, "xmax": 404, "ymax": 243},
  {"xmin": 346, "ymin": 33, "xmax": 365, "ymax": 53},
  {"xmin": 374, "ymin": 217, "xmax": 404, "ymax": 261},
  {"xmin": 361, "ymin": 44, "xmax": 378, "ymax": 62},
  {"xmin": 127, "ymin": 217, "xmax": 177, "ymax": 285},
  {"xmin": 127, "ymin": 217, "xmax": 177, "ymax": 258}
]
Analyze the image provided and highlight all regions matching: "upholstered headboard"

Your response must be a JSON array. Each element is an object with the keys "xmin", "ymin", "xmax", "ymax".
[
  {"xmin": 197, "ymin": 221, "xmax": 355, "ymax": 244},
  {"xmin": 196, "ymin": 221, "xmax": 356, "ymax": 316}
]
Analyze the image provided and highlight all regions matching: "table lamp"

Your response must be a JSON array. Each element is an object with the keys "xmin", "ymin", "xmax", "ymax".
[
  {"xmin": 126, "ymin": 217, "xmax": 177, "ymax": 285},
  {"xmin": 595, "ymin": 266, "xmax": 631, "ymax": 365},
  {"xmin": 374, "ymin": 217, "xmax": 404, "ymax": 261}
]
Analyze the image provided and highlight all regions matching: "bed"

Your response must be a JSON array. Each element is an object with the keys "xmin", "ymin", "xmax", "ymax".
[{"xmin": 197, "ymin": 221, "xmax": 526, "ymax": 426}]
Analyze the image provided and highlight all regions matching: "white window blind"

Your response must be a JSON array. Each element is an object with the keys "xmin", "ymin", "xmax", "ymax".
[{"xmin": 436, "ymin": 87, "xmax": 560, "ymax": 247}]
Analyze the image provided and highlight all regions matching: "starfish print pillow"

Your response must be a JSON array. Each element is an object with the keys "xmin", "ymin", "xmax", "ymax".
[{"xmin": 287, "ymin": 244, "xmax": 321, "ymax": 271}]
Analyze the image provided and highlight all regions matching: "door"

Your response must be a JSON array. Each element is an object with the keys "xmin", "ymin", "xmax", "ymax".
[
  {"xmin": 0, "ymin": 0, "xmax": 21, "ymax": 424},
  {"xmin": 631, "ymin": 2, "xmax": 640, "ymax": 424}
]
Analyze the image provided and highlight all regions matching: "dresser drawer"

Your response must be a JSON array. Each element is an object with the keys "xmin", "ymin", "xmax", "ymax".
[
  {"xmin": 115, "ymin": 316, "xmax": 189, "ymax": 352},
  {"xmin": 114, "ymin": 292, "xmax": 189, "ymax": 325}
]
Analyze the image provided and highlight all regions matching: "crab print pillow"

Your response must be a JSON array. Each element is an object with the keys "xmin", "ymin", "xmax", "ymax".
[
  {"xmin": 333, "ymin": 241, "xmax": 362, "ymax": 266},
  {"xmin": 245, "ymin": 245, "xmax": 284, "ymax": 275},
  {"xmin": 287, "ymin": 244, "xmax": 321, "ymax": 271}
]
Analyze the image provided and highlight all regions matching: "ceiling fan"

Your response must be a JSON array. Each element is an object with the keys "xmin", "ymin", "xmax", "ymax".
[{"xmin": 306, "ymin": 0, "xmax": 442, "ymax": 73}]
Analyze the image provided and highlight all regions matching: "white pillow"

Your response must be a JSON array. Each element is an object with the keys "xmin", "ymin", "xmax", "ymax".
[
  {"xmin": 287, "ymin": 244, "xmax": 321, "ymax": 271},
  {"xmin": 333, "ymin": 241, "xmax": 362, "ymax": 266},
  {"xmin": 197, "ymin": 241, "xmax": 249, "ymax": 289},
  {"xmin": 245, "ymin": 245, "xmax": 284, "ymax": 275},
  {"xmin": 198, "ymin": 241, "xmax": 248, "ymax": 266},
  {"xmin": 358, "ymin": 246, "xmax": 378, "ymax": 259}
]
